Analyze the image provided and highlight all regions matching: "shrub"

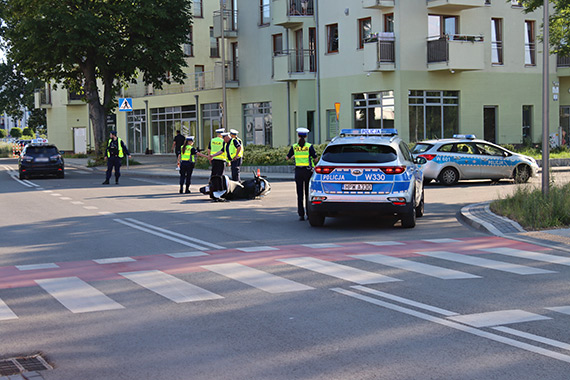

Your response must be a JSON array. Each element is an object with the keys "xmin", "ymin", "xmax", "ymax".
[
  {"xmin": 0, "ymin": 142, "xmax": 13, "ymax": 157},
  {"xmin": 0, "ymin": 129, "xmax": 6, "ymax": 139},
  {"xmin": 10, "ymin": 127, "xmax": 22, "ymax": 138}
]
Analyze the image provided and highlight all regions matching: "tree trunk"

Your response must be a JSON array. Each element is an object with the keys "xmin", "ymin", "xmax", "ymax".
[{"xmin": 83, "ymin": 61, "xmax": 108, "ymax": 157}]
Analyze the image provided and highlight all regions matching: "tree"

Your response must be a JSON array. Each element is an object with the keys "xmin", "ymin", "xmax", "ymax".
[
  {"xmin": 519, "ymin": 0, "xmax": 570, "ymax": 56},
  {"xmin": 0, "ymin": 0, "xmax": 192, "ymax": 156},
  {"xmin": 9, "ymin": 127, "xmax": 21, "ymax": 138}
]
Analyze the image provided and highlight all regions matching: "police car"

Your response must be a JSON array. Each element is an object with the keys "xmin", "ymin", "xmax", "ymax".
[
  {"xmin": 307, "ymin": 129, "xmax": 425, "ymax": 228},
  {"xmin": 412, "ymin": 135, "xmax": 539, "ymax": 186}
]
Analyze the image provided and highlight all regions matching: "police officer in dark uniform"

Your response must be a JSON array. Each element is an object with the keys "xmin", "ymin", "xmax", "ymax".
[
  {"xmin": 103, "ymin": 130, "xmax": 131, "ymax": 185},
  {"xmin": 286, "ymin": 128, "xmax": 317, "ymax": 220},
  {"xmin": 227, "ymin": 129, "xmax": 243, "ymax": 181},
  {"xmin": 177, "ymin": 136, "xmax": 209, "ymax": 194}
]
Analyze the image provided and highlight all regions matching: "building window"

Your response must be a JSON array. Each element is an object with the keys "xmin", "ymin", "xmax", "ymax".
[
  {"xmin": 384, "ymin": 13, "xmax": 394, "ymax": 33},
  {"xmin": 210, "ymin": 27, "xmax": 220, "ymax": 58},
  {"xmin": 244, "ymin": 102, "xmax": 272, "ymax": 146},
  {"xmin": 273, "ymin": 34, "xmax": 283, "ymax": 56},
  {"xmin": 150, "ymin": 106, "xmax": 197, "ymax": 154},
  {"xmin": 193, "ymin": 0, "xmax": 202, "ymax": 18},
  {"xmin": 491, "ymin": 18, "xmax": 503, "ymax": 65},
  {"xmin": 353, "ymin": 91, "xmax": 395, "ymax": 129},
  {"xmin": 525, "ymin": 20, "xmax": 536, "ymax": 66},
  {"xmin": 183, "ymin": 27, "xmax": 193, "ymax": 57},
  {"xmin": 260, "ymin": 0, "xmax": 270, "ymax": 26},
  {"xmin": 511, "ymin": 0, "xmax": 523, "ymax": 7},
  {"xmin": 194, "ymin": 65, "xmax": 205, "ymax": 90},
  {"xmin": 522, "ymin": 105, "xmax": 533, "ymax": 143},
  {"xmin": 409, "ymin": 90, "xmax": 459, "ymax": 142},
  {"xmin": 327, "ymin": 23, "xmax": 339, "ymax": 53},
  {"xmin": 428, "ymin": 14, "xmax": 458, "ymax": 39},
  {"xmin": 358, "ymin": 17, "xmax": 371, "ymax": 49}
]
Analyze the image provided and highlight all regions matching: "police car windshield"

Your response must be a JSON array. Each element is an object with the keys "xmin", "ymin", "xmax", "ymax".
[{"xmin": 322, "ymin": 144, "xmax": 397, "ymax": 164}]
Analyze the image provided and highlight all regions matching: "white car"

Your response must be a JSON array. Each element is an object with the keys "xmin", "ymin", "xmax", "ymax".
[{"xmin": 412, "ymin": 135, "xmax": 539, "ymax": 186}]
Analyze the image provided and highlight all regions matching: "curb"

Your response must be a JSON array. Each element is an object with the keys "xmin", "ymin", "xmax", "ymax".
[{"xmin": 459, "ymin": 202, "xmax": 526, "ymax": 237}]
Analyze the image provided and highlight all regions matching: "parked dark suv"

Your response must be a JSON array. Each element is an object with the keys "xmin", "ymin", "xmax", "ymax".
[{"xmin": 18, "ymin": 144, "xmax": 65, "ymax": 179}]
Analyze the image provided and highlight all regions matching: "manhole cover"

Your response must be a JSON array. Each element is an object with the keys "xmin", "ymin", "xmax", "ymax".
[{"xmin": 0, "ymin": 353, "xmax": 52, "ymax": 376}]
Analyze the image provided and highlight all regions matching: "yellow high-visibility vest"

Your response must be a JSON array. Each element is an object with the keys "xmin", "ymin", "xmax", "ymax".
[
  {"xmin": 180, "ymin": 146, "xmax": 195, "ymax": 163},
  {"xmin": 293, "ymin": 143, "xmax": 312, "ymax": 167},
  {"xmin": 210, "ymin": 137, "xmax": 226, "ymax": 161},
  {"xmin": 107, "ymin": 138, "xmax": 124, "ymax": 158},
  {"xmin": 228, "ymin": 137, "xmax": 244, "ymax": 160}
]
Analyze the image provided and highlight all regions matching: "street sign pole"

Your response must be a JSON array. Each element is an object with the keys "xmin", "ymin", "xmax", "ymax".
[{"xmin": 542, "ymin": 0, "xmax": 550, "ymax": 196}]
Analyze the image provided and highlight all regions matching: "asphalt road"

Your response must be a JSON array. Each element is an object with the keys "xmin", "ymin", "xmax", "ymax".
[{"xmin": 2, "ymin": 159, "xmax": 570, "ymax": 380}]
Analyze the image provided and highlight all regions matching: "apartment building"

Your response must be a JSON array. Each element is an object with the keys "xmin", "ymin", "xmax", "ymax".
[{"xmin": 38, "ymin": 0, "xmax": 567, "ymax": 154}]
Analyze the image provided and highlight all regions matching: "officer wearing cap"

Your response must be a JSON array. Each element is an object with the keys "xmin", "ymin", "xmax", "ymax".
[
  {"xmin": 286, "ymin": 128, "xmax": 317, "ymax": 220},
  {"xmin": 207, "ymin": 128, "xmax": 227, "ymax": 178},
  {"xmin": 178, "ymin": 136, "xmax": 209, "ymax": 194},
  {"xmin": 227, "ymin": 129, "xmax": 243, "ymax": 181},
  {"xmin": 103, "ymin": 130, "xmax": 131, "ymax": 185}
]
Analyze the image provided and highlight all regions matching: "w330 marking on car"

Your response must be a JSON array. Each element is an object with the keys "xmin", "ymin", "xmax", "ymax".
[{"xmin": 364, "ymin": 173, "xmax": 386, "ymax": 181}]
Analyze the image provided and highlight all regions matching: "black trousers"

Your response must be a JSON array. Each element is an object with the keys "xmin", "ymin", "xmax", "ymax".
[
  {"xmin": 295, "ymin": 166, "xmax": 313, "ymax": 217},
  {"xmin": 230, "ymin": 158, "xmax": 242, "ymax": 181},
  {"xmin": 179, "ymin": 161, "xmax": 195, "ymax": 186},
  {"xmin": 105, "ymin": 156, "xmax": 122, "ymax": 181},
  {"xmin": 211, "ymin": 159, "xmax": 225, "ymax": 178}
]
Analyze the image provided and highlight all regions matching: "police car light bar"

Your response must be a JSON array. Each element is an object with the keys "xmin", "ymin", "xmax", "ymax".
[
  {"xmin": 453, "ymin": 134, "xmax": 476, "ymax": 140},
  {"xmin": 340, "ymin": 129, "xmax": 398, "ymax": 137}
]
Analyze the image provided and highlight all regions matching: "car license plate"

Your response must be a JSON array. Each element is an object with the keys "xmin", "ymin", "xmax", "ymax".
[
  {"xmin": 35, "ymin": 157, "xmax": 49, "ymax": 162},
  {"xmin": 342, "ymin": 183, "xmax": 372, "ymax": 191}
]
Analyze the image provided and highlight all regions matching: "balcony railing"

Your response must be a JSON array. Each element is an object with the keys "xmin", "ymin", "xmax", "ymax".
[
  {"xmin": 273, "ymin": 0, "xmax": 314, "ymax": 27},
  {"xmin": 273, "ymin": 49, "xmax": 316, "ymax": 81},
  {"xmin": 213, "ymin": 9, "xmax": 238, "ymax": 38},
  {"xmin": 428, "ymin": 34, "xmax": 484, "ymax": 63},
  {"xmin": 362, "ymin": 0, "xmax": 395, "ymax": 8},
  {"xmin": 557, "ymin": 55, "xmax": 570, "ymax": 67},
  {"xmin": 123, "ymin": 71, "xmax": 217, "ymax": 98},
  {"xmin": 363, "ymin": 35, "xmax": 395, "ymax": 71},
  {"xmin": 426, "ymin": 0, "xmax": 486, "ymax": 11},
  {"xmin": 214, "ymin": 60, "xmax": 239, "ymax": 88},
  {"xmin": 427, "ymin": 34, "xmax": 485, "ymax": 71},
  {"xmin": 288, "ymin": 0, "xmax": 314, "ymax": 16}
]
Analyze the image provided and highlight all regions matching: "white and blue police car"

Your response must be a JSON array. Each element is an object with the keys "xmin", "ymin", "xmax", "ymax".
[
  {"xmin": 412, "ymin": 135, "xmax": 539, "ymax": 186},
  {"xmin": 307, "ymin": 129, "xmax": 426, "ymax": 228}
]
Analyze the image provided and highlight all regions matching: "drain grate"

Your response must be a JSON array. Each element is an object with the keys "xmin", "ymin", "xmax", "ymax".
[{"xmin": 0, "ymin": 353, "xmax": 52, "ymax": 376}]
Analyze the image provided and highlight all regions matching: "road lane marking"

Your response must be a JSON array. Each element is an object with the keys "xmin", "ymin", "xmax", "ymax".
[
  {"xmin": 302, "ymin": 243, "xmax": 342, "ymax": 249},
  {"xmin": 350, "ymin": 286, "xmax": 459, "ymax": 316},
  {"xmin": 351, "ymin": 254, "xmax": 480, "ymax": 279},
  {"xmin": 482, "ymin": 247, "xmax": 570, "ymax": 266},
  {"xmin": 493, "ymin": 326, "xmax": 570, "ymax": 351},
  {"xmin": 278, "ymin": 257, "xmax": 400, "ymax": 285},
  {"xmin": 447, "ymin": 310, "xmax": 550, "ymax": 327},
  {"xmin": 167, "ymin": 251, "xmax": 209, "ymax": 258},
  {"xmin": 50, "ymin": 193, "xmax": 62, "ymax": 197},
  {"xmin": 83, "ymin": 206, "xmax": 98, "ymax": 210},
  {"xmin": 120, "ymin": 270, "xmax": 223, "ymax": 303},
  {"xmin": 423, "ymin": 239, "xmax": 460, "ymax": 243},
  {"xmin": 22, "ymin": 179, "xmax": 39, "ymax": 187},
  {"xmin": 94, "ymin": 257, "xmax": 137, "ymax": 264},
  {"xmin": 59, "ymin": 197, "xmax": 72, "ymax": 201},
  {"xmin": 366, "ymin": 241, "xmax": 405, "ymax": 246},
  {"xmin": 124, "ymin": 218, "xmax": 225, "ymax": 250},
  {"xmin": 114, "ymin": 219, "xmax": 210, "ymax": 250},
  {"xmin": 98, "ymin": 211, "xmax": 116, "ymax": 216},
  {"xmin": 332, "ymin": 288, "xmax": 570, "ymax": 364},
  {"xmin": 71, "ymin": 201, "xmax": 84, "ymax": 205},
  {"xmin": 202, "ymin": 263, "xmax": 314, "ymax": 293},
  {"xmin": 16, "ymin": 263, "xmax": 59, "ymax": 271},
  {"xmin": 237, "ymin": 246, "xmax": 279, "ymax": 252},
  {"xmin": 545, "ymin": 306, "xmax": 570, "ymax": 315},
  {"xmin": 0, "ymin": 298, "xmax": 18, "ymax": 321},
  {"xmin": 35, "ymin": 277, "xmax": 124, "ymax": 313},
  {"xmin": 417, "ymin": 251, "xmax": 555, "ymax": 275}
]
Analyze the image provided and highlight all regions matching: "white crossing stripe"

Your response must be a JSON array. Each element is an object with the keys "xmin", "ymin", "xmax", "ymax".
[
  {"xmin": 202, "ymin": 263, "xmax": 314, "ymax": 293},
  {"xmin": 301, "ymin": 243, "xmax": 342, "ymax": 249},
  {"xmin": 237, "ymin": 246, "xmax": 279, "ymax": 252},
  {"xmin": 84, "ymin": 206, "xmax": 98, "ymax": 210},
  {"xmin": 482, "ymin": 247, "xmax": 570, "ymax": 266},
  {"xmin": 0, "ymin": 298, "xmax": 18, "ymax": 320},
  {"xmin": 417, "ymin": 251, "xmax": 555, "ymax": 275},
  {"xmin": 423, "ymin": 239, "xmax": 460, "ymax": 243},
  {"xmin": 167, "ymin": 251, "xmax": 209, "ymax": 258},
  {"xmin": 545, "ymin": 306, "xmax": 570, "ymax": 315},
  {"xmin": 35, "ymin": 277, "xmax": 124, "ymax": 313},
  {"xmin": 493, "ymin": 326, "xmax": 570, "ymax": 351},
  {"xmin": 59, "ymin": 197, "xmax": 72, "ymax": 201},
  {"xmin": 351, "ymin": 254, "xmax": 480, "ymax": 279},
  {"xmin": 71, "ymin": 201, "xmax": 84, "ymax": 205},
  {"xmin": 448, "ymin": 309, "xmax": 550, "ymax": 327},
  {"xmin": 50, "ymin": 193, "xmax": 62, "ymax": 197},
  {"xmin": 278, "ymin": 257, "xmax": 400, "ymax": 284},
  {"xmin": 366, "ymin": 241, "xmax": 405, "ymax": 246},
  {"xmin": 120, "ymin": 270, "xmax": 223, "ymax": 303},
  {"xmin": 16, "ymin": 263, "xmax": 59, "ymax": 271},
  {"xmin": 94, "ymin": 257, "xmax": 136, "ymax": 264}
]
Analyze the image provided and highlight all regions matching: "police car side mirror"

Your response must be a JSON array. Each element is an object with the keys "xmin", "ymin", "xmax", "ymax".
[{"xmin": 415, "ymin": 157, "xmax": 427, "ymax": 165}]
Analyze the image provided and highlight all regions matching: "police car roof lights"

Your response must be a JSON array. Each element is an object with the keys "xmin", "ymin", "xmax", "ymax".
[
  {"xmin": 452, "ymin": 134, "xmax": 476, "ymax": 140},
  {"xmin": 340, "ymin": 128, "xmax": 398, "ymax": 137}
]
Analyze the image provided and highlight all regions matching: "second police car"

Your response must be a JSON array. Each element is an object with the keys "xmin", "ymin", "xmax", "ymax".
[
  {"xmin": 412, "ymin": 135, "xmax": 539, "ymax": 186},
  {"xmin": 307, "ymin": 129, "xmax": 426, "ymax": 228}
]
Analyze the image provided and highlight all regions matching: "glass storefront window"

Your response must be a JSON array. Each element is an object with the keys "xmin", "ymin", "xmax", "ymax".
[
  {"xmin": 353, "ymin": 91, "xmax": 394, "ymax": 130},
  {"xmin": 408, "ymin": 90, "xmax": 459, "ymax": 142},
  {"xmin": 244, "ymin": 102, "xmax": 272, "ymax": 146},
  {"xmin": 149, "ymin": 105, "xmax": 197, "ymax": 154}
]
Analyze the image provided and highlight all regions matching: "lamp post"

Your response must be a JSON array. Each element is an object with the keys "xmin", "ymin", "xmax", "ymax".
[
  {"xmin": 541, "ymin": 0, "xmax": 550, "ymax": 196},
  {"xmin": 220, "ymin": 0, "xmax": 228, "ymax": 131}
]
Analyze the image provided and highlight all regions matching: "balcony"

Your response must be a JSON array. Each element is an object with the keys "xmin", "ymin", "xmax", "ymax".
[
  {"xmin": 557, "ymin": 55, "xmax": 570, "ymax": 77},
  {"xmin": 34, "ymin": 88, "xmax": 52, "ymax": 109},
  {"xmin": 427, "ymin": 35, "xmax": 485, "ymax": 71},
  {"xmin": 214, "ymin": 61, "xmax": 239, "ymax": 88},
  {"xmin": 273, "ymin": 49, "xmax": 316, "ymax": 81},
  {"xmin": 362, "ymin": 0, "xmax": 395, "ymax": 8},
  {"xmin": 67, "ymin": 90, "xmax": 85, "ymax": 105},
  {"xmin": 426, "ymin": 0, "xmax": 486, "ymax": 11},
  {"xmin": 123, "ymin": 71, "xmax": 217, "ymax": 98},
  {"xmin": 213, "ymin": 9, "xmax": 238, "ymax": 39},
  {"xmin": 272, "ymin": 0, "xmax": 314, "ymax": 28},
  {"xmin": 362, "ymin": 34, "xmax": 396, "ymax": 71}
]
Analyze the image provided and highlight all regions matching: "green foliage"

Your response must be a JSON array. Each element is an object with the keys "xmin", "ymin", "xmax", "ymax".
[
  {"xmin": 491, "ymin": 182, "xmax": 570, "ymax": 230},
  {"xmin": 22, "ymin": 126, "xmax": 33, "ymax": 136},
  {"xmin": 27, "ymin": 109, "xmax": 46, "ymax": 133},
  {"xmin": 0, "ymin": 129, "xmax": 6, "ymax": 138},
  {"xmin": 518, "ymin": 1, "xmax": 570, "ymax": 56},
  {"xmin": 0, "ymin": 142, "xmax": 12, "ymax": 157},
  {"xmin": 9, "ymin": 127, "xmax": 21, "ymax": 138}
]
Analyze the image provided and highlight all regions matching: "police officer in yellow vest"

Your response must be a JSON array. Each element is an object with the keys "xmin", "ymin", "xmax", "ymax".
[
  {"xmin": 103, "ymin": 130, "xmax": 131, "ymax": 185},
  {"xmin": 227, "ymin": 129, "xmax": 243, "ymax": 181},
  {"xmin": 177, "ymin": 136, "xmax": 208, "ymax": 194},
  {"xmin": 207, "ymin": 128, "xmax": 227, "ymax": 179},
  {"xmin": 286, "ymin": 128, "xmax": 317, "ymax": 220}
]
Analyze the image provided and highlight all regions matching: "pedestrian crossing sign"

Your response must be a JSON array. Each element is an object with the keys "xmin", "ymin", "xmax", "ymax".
[{"xmin": 118, "ymin": 98, "xmax": 133, "ymax": 112}]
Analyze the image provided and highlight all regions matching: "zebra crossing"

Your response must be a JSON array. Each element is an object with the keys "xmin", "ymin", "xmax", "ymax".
[{"xmin": 0, "ymin": 238, "xmax": 568, "ymax": 320}]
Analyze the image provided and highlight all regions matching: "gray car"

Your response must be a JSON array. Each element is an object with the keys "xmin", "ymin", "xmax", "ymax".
[{"xmin": 412, "ymin": 135, "xmax": 539, "ymax": 186}]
